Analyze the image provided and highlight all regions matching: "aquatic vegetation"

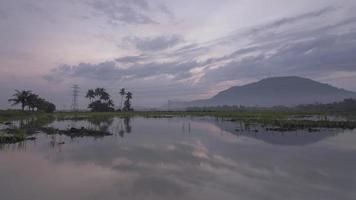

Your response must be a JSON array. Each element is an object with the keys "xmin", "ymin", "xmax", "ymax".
[
  {"xmin": 259, "ymin": 119, "xmax": 356, "ymax": 130},
  {"xmin": 0, "ymin": 133, "xmax": 35, "ymax": 144},
  {"xmin": 39, "ymin": 127, "xmax": 113, "ymax": 138}
]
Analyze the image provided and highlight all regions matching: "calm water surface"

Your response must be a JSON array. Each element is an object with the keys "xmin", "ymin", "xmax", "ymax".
[{"xmin": 0, "ymin": 116, "xmax": 355, "ymax": 200}]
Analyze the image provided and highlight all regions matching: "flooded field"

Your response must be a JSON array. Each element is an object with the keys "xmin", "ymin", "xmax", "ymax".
[{"xmin": 0, "ymin": 116, "xmax": 356, "ymax": 200}]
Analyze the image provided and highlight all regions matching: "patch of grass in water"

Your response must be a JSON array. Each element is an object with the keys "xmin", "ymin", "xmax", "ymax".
[
  {"xmin": 0, "ymin": 132, "xmax": 35, "ymax": 144},
  {"xmin": 39, "ymin": 127, "xmax": 112, "ymax": 138},
  {"xmin": 261, "ymin": 119, "xmax": 356, "ymax": 130}
]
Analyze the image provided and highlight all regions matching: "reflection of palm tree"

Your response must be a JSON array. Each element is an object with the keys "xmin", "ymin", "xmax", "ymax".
[
  {"xmin": 124, "ymin": 117, "xmax": 132, "ymax": 133},
  {"xmin": 88, "ymin": 116, "xmax": 114, "ymax": 132},
  {"xmin": 119, "ymin": 88, "xmax": 126, "ymax": 111},
  {"xmin": 118, "ymin": 128, "xmax": 125, "ymax": 137},
  {"xmin": 118, "ymin": 117, "xmax": 132, "ymax": 137}
]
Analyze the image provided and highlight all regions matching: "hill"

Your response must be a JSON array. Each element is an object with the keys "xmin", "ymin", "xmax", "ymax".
[{"xmin": 169, "ymin": 76, "xmax": 356, "ymax": 108}]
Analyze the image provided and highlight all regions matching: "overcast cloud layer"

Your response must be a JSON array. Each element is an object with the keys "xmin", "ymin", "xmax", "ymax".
[{"xmin": 1, "ymin": 0, "xmax": 356, "ymax": 109}]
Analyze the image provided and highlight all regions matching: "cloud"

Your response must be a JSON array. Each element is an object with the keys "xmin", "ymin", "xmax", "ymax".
[
  {"xmin": 44, "ymin": 61, "xmax": 121, "ymax": 82},
  {"xmin": 0, "ymin": 7, "xmax": 6, "ymax": 20},
  {"xmin": 215, "ymin": 6, "xmax": 338, "ymax": 47},
  {"xmin": 249, "ymin": 6, "xmax": 336, "ymax": 34},
  {"xmin": 44, "ymin": 9, "xmax": 356, "ymax": 94},
  {"xmin": 157, "ymin": 4, "xmax": 174, "ymax": 20},
  {"xmin": 202, "ymin": 27, "xmax": 356, "ymax": 83},
  {"xmin": 23, "ymin": 1, "xmax": 57, "ymax": 24},
  {"xmin": 115, "ymin": 55, "xmax": 149, "ymax": 63},
  {"xmin": 43, "ymin": 6, "xmax": 356, "ymax": 105},
  {"xmin": 44, "ymin": 59, "xmax": 199, "ymax": 83},
  {"xmin": 88, "ymin": 0, "xmax": 155, "ymax": 25},
  {"xmin": 127, "ymin": 35, "xmax": 184, "ymax": 51}
]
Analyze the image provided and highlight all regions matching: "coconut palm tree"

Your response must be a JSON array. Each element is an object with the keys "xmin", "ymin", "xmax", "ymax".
[
  {"xmin": 86, "ymin": 89, "xmax": 95, "ymax": 103},
  {"xmin": 119, "ymin": 88, "xmax": 126, "ymax": 111},
  {"xmin": 126, "ymin": 92, "xmax": 132, "ymax": 101},
  {"xmin": 8, "ymin": 90, "xmax": 32, "ymax": 111},
  {"xmin": 86, "ymin": 88, "xmax": 115, "ymax": 112},
  {"xmin": 27, "ymin": 93, "xmax": 39, "ymax": 111},
  {"xmin": 123, "ymin": 91, "xmax": 133, "ymax": 111},
  {"xmin": 8, "ymin": 90, "xmax": 56, "ymax": 112}
]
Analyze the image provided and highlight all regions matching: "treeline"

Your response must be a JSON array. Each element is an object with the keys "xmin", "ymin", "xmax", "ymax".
[
  {"xmin": 86, "ymin": 88, "xmax": 133, "ymax": 112},
  {"xmin": 295, "ymin": 98, "xmax": 356, "ymax": 113},
  {"xmin": 186, "ymin": 98, "xmax": 356, "ymax": 113},
  {"xmin": 8, "ymin": 90, "xmax": 56, "ymax": 113}
]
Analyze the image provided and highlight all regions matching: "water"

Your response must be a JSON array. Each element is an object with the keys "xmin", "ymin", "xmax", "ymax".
[{"xmin": 0, "ymin": 116, "xmax": 356, "ymax": 200}]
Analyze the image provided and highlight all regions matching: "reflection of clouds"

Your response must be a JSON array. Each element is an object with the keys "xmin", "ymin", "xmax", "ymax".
[
  {"xmin": 45, "ymin": 118, "xmax": 356, "ymax": 199},
  {"xmin": 118, "ymin": 176, "xmax": 187, "ymax": 200},
  {"xmin": 166, "ymin": 144, "xmax": 176, "ymax": 151},
  {"xmin": 190, "ymin": 120, "xmax": 239, "ymax": 143},
  {"xmin": 320, "ymin": 129, "xmax": 356, "ymax": 151},
  {"xmin": 1, "ymin": 117, "xmax": 356, "ymax": 199},
  {"xmin": 0, "ymin": 152, "xmax": 129, "ymax": 200},
  {"xmin": 191, "ymin": 140, "xmax": 209, "ymax": 159}
]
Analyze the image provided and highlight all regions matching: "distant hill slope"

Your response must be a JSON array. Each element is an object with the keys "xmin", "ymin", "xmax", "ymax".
[{"xmin": 170, "ymin": 76, "xmax": 356, "ymax": 108}]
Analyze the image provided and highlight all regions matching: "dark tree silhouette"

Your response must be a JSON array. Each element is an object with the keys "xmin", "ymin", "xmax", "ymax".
[
  {"xmin": 27, "ymin": 93, "xmax": 39, "ymax": 111},
  {"xmin": 8, "ymin": 90, "xmax": 32, "ymax": 111},
  {"xmin": 87, "ymin": 88, "xmax": 115, "ymax": 112},
  {"xmin": 123, "ymin": 91, "xmax": 133, "ymax": 111},
  {"xmin": 86, "ymin": 89, "xmax": 95, "ymax": 103},
  {"xmin": 8, "ymin": 90, "xmax": 56, "ymax": 112}
]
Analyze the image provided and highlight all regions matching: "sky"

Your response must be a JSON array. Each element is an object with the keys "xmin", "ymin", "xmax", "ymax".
[{"xmin": 1, "ymin": 0, "xmax": 356, "ymax": 110}]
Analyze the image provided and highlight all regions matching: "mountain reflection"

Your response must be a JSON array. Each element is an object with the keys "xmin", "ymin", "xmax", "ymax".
[
  {"xmin": 0, "ymin": 117, "xmax": 356, "ymax": 200},
  {"xmin": 212, "ymin": 119, "xmax": 341, "ymax": 146}
]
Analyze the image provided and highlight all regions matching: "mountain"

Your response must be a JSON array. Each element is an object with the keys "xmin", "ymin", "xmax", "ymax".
[{"xmin": 170, "ymin": 76, "xmax": 356, "ymax": 108}]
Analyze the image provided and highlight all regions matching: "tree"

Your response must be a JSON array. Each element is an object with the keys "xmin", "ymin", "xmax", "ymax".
[
  {"xmin": 8, "ymin": 90, "xmax": 56, "ymax": 112},
  {"xmin": 123, "ymin": 91, "xmax": 133, "ymax": 111},
  {"xmin": 86, "ymin": 89, "xmax": 95, "ymax": 103},
  {"xmin": 27, "ymin": 93, "xmax": 40, "ymax": 111},
  {"xmin": 86, "ymin": 88, "xmax": 115, "ymax": 112},
  {"xmin": 8, "ymin": 90, "xmax": 32, "ymax": 111},
  {"xmin": 119, "ymin": 88, "xmax": 126, "ymax": 111},
  {"xmin": 37, "ymin": 100, "xmax": 56, "ymax": 113}
]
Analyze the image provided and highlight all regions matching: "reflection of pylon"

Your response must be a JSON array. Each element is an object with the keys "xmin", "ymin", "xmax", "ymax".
[{"xmin": 71, "ymin": 84, "xmax": 80, "ymax": 111}]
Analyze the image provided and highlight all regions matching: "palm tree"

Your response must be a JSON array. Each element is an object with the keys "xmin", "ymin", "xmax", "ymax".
[
  {"xmin": 119, "ymin": 88, "xmax": 126, "ymax": 111},
  {"xmin": 123, "ymin": 91, "xmax": 133, "ymax": 111},
  {"xmin": 86, "ymin": 87, "xmax": 115, "ymax": 112},
  {"xmin": 126, "ymin": 92, "xmax": 132, "ymax": 101},
  {"xmin": 8, "ymin": 90, "xmax": 32, "ymax": 111},
  {"xmin": 86, "ymin": 89, "xmax": 95, "ymax": 103},
  {"xmin": 27, "ymin": 93, "xmax": 39, "ymax": 111},
  {"xmin": 107, "ymin": 99, "xmax": 114, "ymax": 107}
]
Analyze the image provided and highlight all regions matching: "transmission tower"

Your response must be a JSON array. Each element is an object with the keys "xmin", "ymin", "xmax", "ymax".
[{"xmin": 71, "ymin": 84, "xmax": 80, "ymax": 111}]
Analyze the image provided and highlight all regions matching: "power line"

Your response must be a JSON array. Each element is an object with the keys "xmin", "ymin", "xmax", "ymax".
[{"xmin": 71, "ymin": 84, "xmax": 80, "ymax": 111}]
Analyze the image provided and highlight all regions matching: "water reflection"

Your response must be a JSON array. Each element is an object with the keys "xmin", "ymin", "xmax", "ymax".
[
  {"xmin": 118, "ymin": 117, "xmax": 132, "ymax": 137},
  {"xmin": 0, "ymin": 117, "xmax": 356, "ymax": 200},
  {"xmin": 213, "ymin": 120, "xmax": 340, "ymax": 145}
]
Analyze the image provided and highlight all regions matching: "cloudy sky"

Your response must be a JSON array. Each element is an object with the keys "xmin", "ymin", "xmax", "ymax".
[{"xmin": 1, "ymin": 0, "xmax": 356, "ymax": 109}]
